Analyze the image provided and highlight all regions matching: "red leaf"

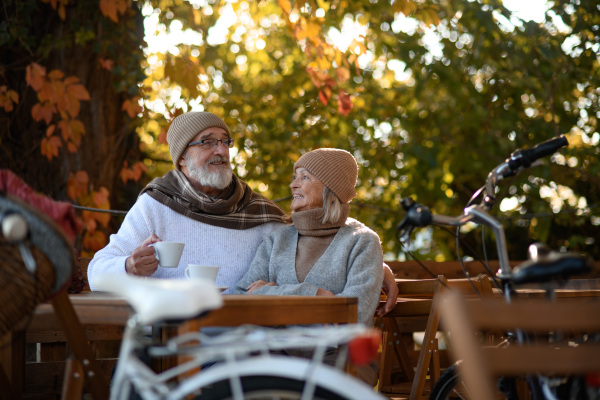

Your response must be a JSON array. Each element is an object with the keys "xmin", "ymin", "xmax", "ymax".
[{"xmin": 337, "ymin": 90, "xmax": 353, "ymax": 116}]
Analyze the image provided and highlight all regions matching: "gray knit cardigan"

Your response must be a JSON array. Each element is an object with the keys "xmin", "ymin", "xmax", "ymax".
[{"xmin": 234, "ymin": 218, "xmax": 384, "ymax": 325}]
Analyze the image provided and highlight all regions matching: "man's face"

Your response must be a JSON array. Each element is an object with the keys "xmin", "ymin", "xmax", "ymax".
[{"xmin": 179, "ymin": 127, "xmax": 233, "ymax": 191}]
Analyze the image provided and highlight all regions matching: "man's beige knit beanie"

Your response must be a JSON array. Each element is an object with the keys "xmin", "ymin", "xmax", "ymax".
[
  {"xmin": 166, "ymin": 112, "xmax": 230, "ymax": 170},
  {"xmin": 294, "ymin": 148, "xmax": 358, "ymax": 203}
]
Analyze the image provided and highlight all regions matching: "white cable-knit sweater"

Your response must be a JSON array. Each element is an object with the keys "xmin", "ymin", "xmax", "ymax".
[{"xmin": 87, "ymin": 194, "xmax": 283, "ymax": 293}]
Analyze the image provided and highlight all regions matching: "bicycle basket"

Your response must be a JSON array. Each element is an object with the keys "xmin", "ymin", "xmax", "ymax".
[{"xmin": 0, "ymin": 194, "xmax": 74, "ymax": 336}]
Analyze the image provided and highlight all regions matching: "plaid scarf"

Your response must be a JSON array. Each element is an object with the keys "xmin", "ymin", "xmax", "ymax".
[{"xmin": 140, "ymin": 170, "xmax": 290, "ymax": 230}]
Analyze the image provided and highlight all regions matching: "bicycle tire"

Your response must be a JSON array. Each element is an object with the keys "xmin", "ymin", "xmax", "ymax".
[
  {"xmin": 429, "ymin": 361, "xmax": 524, "ymax": 400},
  {"xmin": 195, "ymin": 375, "xmax": 354, "ymax": 400},
  {"xmin": 429, "ymin": 362, "xmax": 463, "ymax": 400}
]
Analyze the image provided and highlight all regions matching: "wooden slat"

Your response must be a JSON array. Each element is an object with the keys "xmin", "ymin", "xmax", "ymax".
[
  {"xmin": 27, "ymin": 325, "xmax": 125, "ymax": 343},
  {"xmin": 385, "ymin": 260, "xmax": 600, "ymax": 280},
  {"xmin": 25, "ymin": 358, "xmax": 117, "ymax": 397},
  {"xmin": 183, "ymin": 295, "xmax": 358, "ymax": 327},
  {"xmin": 481, "ymin": 345, "xmax": 600, "ymax": 375},
  {"xmin": 467, "ymin": 299, "xmax": 600, "ymax": 331}
]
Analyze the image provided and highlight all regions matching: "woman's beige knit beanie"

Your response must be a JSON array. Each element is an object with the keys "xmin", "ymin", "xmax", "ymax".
[
  {"xmin": 166, "ymin": 112, "xmax": 230, "ymax": 170},
  {"xmin": 294, "ymin": 148, "xmax": 358, "ymax": 203}
]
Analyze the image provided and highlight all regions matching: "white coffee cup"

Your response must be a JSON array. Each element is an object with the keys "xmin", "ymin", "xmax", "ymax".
[
  {"xmin": 149, "ymin": 242, "xmax": 184, "ymax": 268},
  {"xmin": 185, "ymin": 264, "xmax": 219, "ymax": 282}
]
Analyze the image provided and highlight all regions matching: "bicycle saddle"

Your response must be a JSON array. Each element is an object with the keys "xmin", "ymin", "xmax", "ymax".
[
  {"xmin": 511, "ymin": 247, "xmax": 594, "ymax": 285},
  {"xmin": 94, "ymin": 274, "xmax": 223, "ymax": 325}
]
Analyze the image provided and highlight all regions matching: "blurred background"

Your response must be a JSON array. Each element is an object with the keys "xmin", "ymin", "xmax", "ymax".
[{"xmin": 1, "ymin": 0, "xmax": 598, "ymax": 262}]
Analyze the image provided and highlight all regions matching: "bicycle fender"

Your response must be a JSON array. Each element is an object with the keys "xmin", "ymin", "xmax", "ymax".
[{"xmin": 171, "ymin": 355, "xmax": 386, "ymax": 399}]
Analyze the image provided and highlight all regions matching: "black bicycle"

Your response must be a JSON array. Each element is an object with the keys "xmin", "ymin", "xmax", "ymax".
[{"xmin": 395, "ymin": 135, "xmax": 597, "ymax": 399}]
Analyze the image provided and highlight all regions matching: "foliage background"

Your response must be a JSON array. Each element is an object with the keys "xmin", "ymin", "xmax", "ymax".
[{"xmin": 1, "ymin": 0, "xmax": 598, "ymax": 262}]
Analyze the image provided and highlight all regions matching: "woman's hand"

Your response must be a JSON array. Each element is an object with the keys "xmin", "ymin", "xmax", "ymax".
[
  {"xmin": 125, "ymin": 234, "xmax": 161, "ymax": 277},
  {"xmin": 316, "ymin": 288, "xmax": 334, "ymax": 296},
  {"xmin": 376, "ymin": 263, "xmax": 398, "ymax": 317},
  {"xmin": 247, "ymin": 279, "xmax": 277, "ymax": 294}
]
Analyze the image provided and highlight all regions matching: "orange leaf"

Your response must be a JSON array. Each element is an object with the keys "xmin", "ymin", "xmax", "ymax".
[
  {"xmin": 120, "ymin": 162, "xmax": 134, "ymax": 183},
  {"xmin": 131, "ymin": 162, "xmax": 147, "ymax": 182},
  {"xmin": 37, "ymin": 81, "xmax": 52, "ymax": 103},
  {"xmin": 337, "ymin": 67, "xmax": 350, "ymax": 84},
  {"xmin": 0, "ymin": 87, "xmax": 19, "ymax": 112},
  {"xmin": 69, "ymin": 119, "xmax": 86, "ymax": 145},
  {"xmin": 67, "ymin": 171, "xmax": 89, "ymax": 201},
  {"xmin": 67, "ymin": 83, "xmax": 90, "ymax": 101},
  {"xmin": 50, "ymin": 79, "xmax": 65, "ymax": 107},
  {"xmin": 99, "ymin": 58, "xmax": 114, "ymax": 70},
  {"xmin": 41, "ymin": 136, "xmax": 62, "ymax": 161},
  {"xmin": 8, "ymin": 89, "xmax": 19, "ymax": 103},
  {"xmin": 67, "ymin": 142, "xmax": 77, "ymax": 153},
  {"xmin": 82, "ymin": 230, "xmax": 107, "ymax": 252},
  {"xmin": 65, "ymin": 95, "xmax": 81, "ymax": 118},
  {"xmin": 64, "ymin": 76, "xmax": 80, "ymax": 86},
  {"xmin": 84, "ymin": 216, "xmax": 97, "ymax": 233},
  {"xmin": 93, "ymin": 187, "xmax": 110, "ymax": 208},
  {"xmin": 99, "ymin": 0, "xmax": 120, "ymax": 23},
  {"xmin": 26, "ymin": 63, "xmax": 46, "ymax": 91},
  {"xmin": 158, "ymin": 128, "xmax": 168, "ymax": 144},
  {"xmin": 121, "ymin": 97, "xmax": 142, "ymax": 118},
  {"xmin": 32, "ymin": 102, "xmax": 55, "ymax": 124},
  {"xmin": 46, "ymin": 124, "xmax": 56, "ymax": 137},
  {"xmin": 277, "ymin": 0, "xmax": 292, "ymax": 15},
  {"xmin": 48, "ymin": 69, "xmax": 65, "ymax": 80},
  {"xmin": 92, "ymin": 187, "xmax": 111, "ymax": 227}
]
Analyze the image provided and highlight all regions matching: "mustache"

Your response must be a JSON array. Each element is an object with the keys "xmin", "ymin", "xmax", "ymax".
[{"xmin": 207, "ymin": 155, "xmax": 229, "ymax": 165}]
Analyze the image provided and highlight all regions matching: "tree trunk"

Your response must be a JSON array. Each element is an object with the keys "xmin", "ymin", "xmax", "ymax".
[{"xmin": 0, "ymin": 0, "xmax": 143, "ymax": 212}]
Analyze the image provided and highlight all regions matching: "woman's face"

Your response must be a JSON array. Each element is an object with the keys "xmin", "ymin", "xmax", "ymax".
[{"xmin": 290, "ymin": 168, "xmax": 325, "ymax": 212}]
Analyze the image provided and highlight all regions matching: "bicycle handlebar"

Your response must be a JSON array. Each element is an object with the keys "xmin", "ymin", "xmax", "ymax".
[
  {"xmin": 502, "ymin": 135, "xmax": 568, "ymax": 178},
  {"xmin": 397, "ymin": 135, "xmax": 569, "ymax": 238},
  {"xmin": 396, "ymin": 136, "xmax": 572, "ymax": 277}
]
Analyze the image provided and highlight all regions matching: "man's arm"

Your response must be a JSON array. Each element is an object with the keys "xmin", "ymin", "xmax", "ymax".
[{"xmin": 87, "ymin": 196, "xmax": 155, "ymax": 290}]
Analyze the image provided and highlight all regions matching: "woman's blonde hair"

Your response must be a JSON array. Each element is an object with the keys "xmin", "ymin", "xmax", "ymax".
[{"xmin": 321, "ymin": 186, "xmax": 343, "ymax": 224}]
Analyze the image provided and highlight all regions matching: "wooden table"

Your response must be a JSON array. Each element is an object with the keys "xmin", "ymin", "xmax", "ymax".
[{"xmin": 3, "ymin": 292, "xmax": 358, "ymax": 399}]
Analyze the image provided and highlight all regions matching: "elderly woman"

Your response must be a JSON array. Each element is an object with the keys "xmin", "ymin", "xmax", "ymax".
[{"xmin": 234, "ymin": 148, "xmax": 384, "ymax": 327}]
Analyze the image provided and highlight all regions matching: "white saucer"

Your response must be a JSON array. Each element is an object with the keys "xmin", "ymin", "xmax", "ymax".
[{"xmin": 218, "ymin": 286, "xmax": 229, "ymax": 292}]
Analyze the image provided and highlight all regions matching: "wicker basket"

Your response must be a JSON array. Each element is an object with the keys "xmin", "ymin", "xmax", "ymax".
[{"xmin": 0, "ymin": 239, "xmax": 56, "ymax": 336}]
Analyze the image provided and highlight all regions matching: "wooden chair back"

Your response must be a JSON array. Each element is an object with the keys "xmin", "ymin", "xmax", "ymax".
[
  {"xmin": 376, "ymin": 274, "xmax": 495, "ymax": 400},
  {"xmin": 439, "ymin": 292, "xmax": 600, "ymax": 400}
]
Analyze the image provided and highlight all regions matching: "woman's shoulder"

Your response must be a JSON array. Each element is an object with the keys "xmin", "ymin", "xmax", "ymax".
[
  {"xmin": 266, "ymin": 223, "xmax": 298, "ymax": 239},
  {"xmin": 342, "ymin": 218, "xmax": 380, "ymax": 240}
]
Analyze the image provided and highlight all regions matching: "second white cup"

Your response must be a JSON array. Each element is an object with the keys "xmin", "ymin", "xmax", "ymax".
[{"xmin": 185, "ymin": 264, "xmax": 219, "ymax": 282}]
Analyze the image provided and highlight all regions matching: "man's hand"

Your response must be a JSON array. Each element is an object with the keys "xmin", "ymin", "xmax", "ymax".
[
  {"xmin": 125, "ymin": 234, "xmax": 161, "ymax": 277},
  {"xmin": 247, "ymin": 279, "xmax": 277, "ymax": 294},
  {"xmin": 376, "ymin": 263, "xmax": 398, "ymax": 317}
]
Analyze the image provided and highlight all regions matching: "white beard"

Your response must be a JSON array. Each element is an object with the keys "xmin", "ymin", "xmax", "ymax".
[{"xmin": 185, "ymin": 155, "xmax": 233, "ymax": 190}]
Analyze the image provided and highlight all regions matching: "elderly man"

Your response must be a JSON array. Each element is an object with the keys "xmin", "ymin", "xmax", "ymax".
[{"xmin": 87, "ymin": 112, "xmax": 398, "ymax": 315}]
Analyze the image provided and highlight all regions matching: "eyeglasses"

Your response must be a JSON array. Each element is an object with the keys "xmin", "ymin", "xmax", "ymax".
[{"xmin": 188, "ymin": 138, "xmax": 234, "ymax": 149}]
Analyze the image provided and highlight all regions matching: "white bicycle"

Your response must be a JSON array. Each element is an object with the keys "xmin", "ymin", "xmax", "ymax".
[{"xmin": 95, "ymin": 273, "xmax": 388, "ymax": 400}]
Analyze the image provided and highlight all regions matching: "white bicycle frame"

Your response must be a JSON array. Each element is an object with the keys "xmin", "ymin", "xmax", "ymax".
[{"xmin": 95, "ymin": 273, "xmax": 387, "ymax": 400}]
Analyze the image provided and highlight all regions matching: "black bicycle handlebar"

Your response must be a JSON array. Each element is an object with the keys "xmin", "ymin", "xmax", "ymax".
[
  {"xmin": 502, "ymin": 135, "xmax": 568, "ymax": 178},
  {"xmin": 397, "ymin": 135, "xmax": 570, "ymax": 242}
]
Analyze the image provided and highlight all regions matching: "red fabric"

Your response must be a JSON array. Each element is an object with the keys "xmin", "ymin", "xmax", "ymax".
[{"xmin": 0, "ymin": 170, "xmax": 84, "ymax": 244}]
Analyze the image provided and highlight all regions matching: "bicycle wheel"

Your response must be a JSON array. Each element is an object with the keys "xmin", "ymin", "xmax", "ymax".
[
  {"xmin": 429, "ymin": 362, "xmax": 465, "ymax": 400},
  {"xmin": 196, "ymin": 375, "xmax": 354, "ymax": 400}
]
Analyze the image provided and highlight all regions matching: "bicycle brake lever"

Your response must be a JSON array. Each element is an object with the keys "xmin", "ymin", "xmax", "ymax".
[{"xmin": 396, "ymin": 197, "xmax": 433, "ymax": 243}]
